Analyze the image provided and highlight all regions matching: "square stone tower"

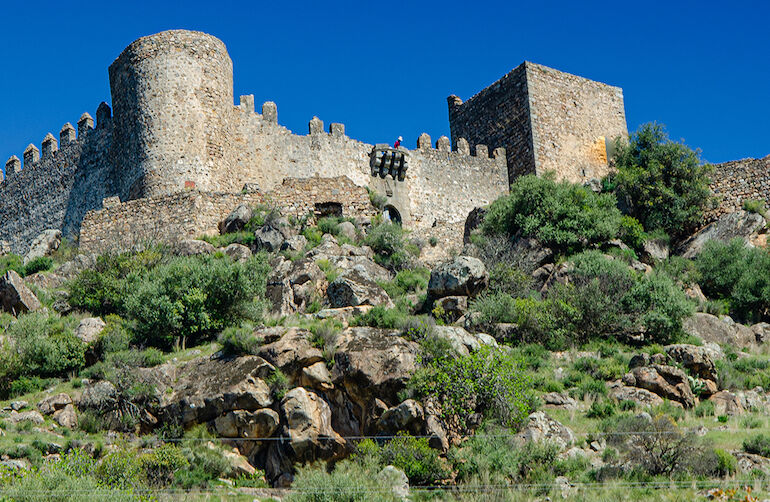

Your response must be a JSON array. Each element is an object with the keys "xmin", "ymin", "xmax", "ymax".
[{"xmin": 448, "ymin": 61, "xmax": 627, "ymax": 184}]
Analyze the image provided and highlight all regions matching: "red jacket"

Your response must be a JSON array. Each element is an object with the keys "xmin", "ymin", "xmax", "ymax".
[{"xmin": 393, "ymin": 139, "xmax": 401, "ymax": 148}]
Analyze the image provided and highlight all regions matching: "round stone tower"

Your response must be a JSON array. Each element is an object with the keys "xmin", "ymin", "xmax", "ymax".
[{"xmin": 108, "ymin": 30, "xmax": 234, "ymax": 200}]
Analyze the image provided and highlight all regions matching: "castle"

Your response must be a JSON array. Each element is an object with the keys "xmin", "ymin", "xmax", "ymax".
[{"xmin": 1, "ymin": 30, "xmax": 764, "ymax": 256}]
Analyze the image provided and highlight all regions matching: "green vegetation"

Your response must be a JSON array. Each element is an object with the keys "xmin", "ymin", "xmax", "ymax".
[
  {"xmin": 482, "ymin": 173, "xmax": 622, "ymax": 255},
  {"xmin": 68, "ymin": 248, "xmax": 270, "ymax": 349},
  {"xmin": 364, "ymin": 218, "xmax": 419, "ymax": 271},
  {"xmin": 696, "ymin": 238, "xmax": 770, "ymax": 323},
  {"xmin": 409, "ymin": 346, "xmax": 534, "ymax": 431},
  {"xmin": 355, "ymin": 434, "xmax": 449, "ymax": 485},
  {"xmin": 609, "ymin": 123, "xmax": 714, "ymax": 239}
]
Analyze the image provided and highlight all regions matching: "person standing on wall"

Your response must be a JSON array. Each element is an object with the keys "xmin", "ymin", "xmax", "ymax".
[{"xmin": 393, "ymin": 136, "xmax": 403, "ymax": 149}]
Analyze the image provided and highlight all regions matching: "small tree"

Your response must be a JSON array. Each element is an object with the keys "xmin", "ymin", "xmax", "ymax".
[{"xmin": 610, "ymin": 123, "xmax": 714, "ymax": 239}]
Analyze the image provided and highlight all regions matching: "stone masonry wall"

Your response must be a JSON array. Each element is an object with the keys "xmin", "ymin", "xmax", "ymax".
[
  {"xmin": 0, "ymin": 109, "xmax": 115, "ymax": 254},
  {"xmin": 708, "ymin": 155, "xmax": 770, "ymax": 218},
  {"xmin": 448, "ymin": 62, "xmax": 627, "ymax": 185},
  {"xmin": 526, "ymin": 62, "xmax": 627, "ymax": 183},
  {"xmin": 79, "ymin": 176, "xmax": 375, "ymax": 254},
  {"xmin": 109, "ymin": 30, "xmax": 235, "ymax": 201},
  {"xmin": 448, "ymin": 63, "xmax": 534, "ymax": 181}
]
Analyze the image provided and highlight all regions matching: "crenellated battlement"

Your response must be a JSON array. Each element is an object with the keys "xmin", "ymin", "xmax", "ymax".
[
  {"xmin": 0, "ymin": 28, "xmax": 649, "ymax": 258},
  {"xmin": 2, "ymin": 103, "xmax": 112, "ymax": 183}
]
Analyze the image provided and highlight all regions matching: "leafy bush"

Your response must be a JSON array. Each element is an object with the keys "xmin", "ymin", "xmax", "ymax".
[
  {"xmin": 350, "ymin": 305, "xmax": 408, "ymax": 329},
  {"xmin": 409, "ymin": 346, "xmax": 533, "ymax": 431},
  {"xmin": 743, "ymin": 199, "xmax": 769, "ymax": 219},
  {"xmin": 355, "ymin": 434, "xmax": 449, "ymax": 485},
  {"xmin": 379, "ymin": 267, "xmax": 430, "ymax": 299},
  {"xmin": 139, "ymin": 443, "xmax": 189, "ymax": 487},
  {"xmin": 617, "ymin": 215, "xmax": 647, "ymax": 251},
  {"xmin": 175, "ymin": 425, "xmax": 232, "ymax": 488},
  {"xmin": 218, "ymin": 325, "xmax": 261, "ymax": 356},
  {"xmin": 744, "ymin": 434, "xmax": 770, "ymax": 457},
  {"xmin": 364, "ymin": 219, "xmax": 417, "ymax": 271},
  {"xmin": 696, "ymin": 239, "xmax": 770, "ymax": 323},
  {"xmin": 289, "ymin": 460, "xmax": 399, "ymax": 502},
  {"xmin": 450, "ymin": 423, "xmax": 588, "ymax": 493},
  {"xmin": 23, "ymin": 256, "xmax": 54, "ymax": 275},
  {"xmin": 553, "ymin": 252, "xmax": 692, "ymax": 344},
  {"xmin": 610, "ymin": 122, "xmax": 714, "ymax": 239},
  {"xmin": 487, "ymin": 263, "xmax": 534, "ymax": 297},
  {"xmin": 586, "ymin": 399, "xmax": 616, "ymax": 419},
  {"xmin": 2, "ymin": 311, "xmax": 85, "ymax": 380},
  {"xmin": 125, "ymin": 254, "xmax": 269, "ymax": 349},
  {"xmin": 482, "ymin": 173, "xmax": 622, "ymax": 254}
]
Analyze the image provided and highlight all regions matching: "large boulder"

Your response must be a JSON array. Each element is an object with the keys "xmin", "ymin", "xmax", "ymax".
[
  {"xmin": 607, "ymin": 381, "xmax": 664, "ymax": 408},
  {"xmin": 37, "ymin": 393, "xmax": 72, "ymax": 415},
  {"xmin": 665, "ymin": 344, "xmax": 717, "ymax": 381},
  {"xmin": 332, "ymin": 328, "xmax": 420, "ymax": 426},
  {"xmin": 78, "ymin": 380, "xmax": 118, "ymax": 410},
  {"xmin": 709, "ymin": 390, "xmax": 744, "ymax": 416},
  {"xmin": 431, "ymin": 326, "xmax": 497, "ymax": 356},
  {"xmin": 74, "ymin": 317, "xmax": 106, "ymax": 345},
  {"xmin": 516, "ymin": 411, "xmax": 574, "ymax": 449},
  {"xmin": 678, "ymin": 210, "xmax": 766, "ymax": 259},
  {"xmin": 337, "ymin": 221, "xmax": 357, "ymax": 241},
  {"xmin": 223, "ymin": 243, "xmax": 252, "ymax": 263},
  {"xmin": 254, "ymin": 225, "xmax": 285, "ymax": 252},
  {"xmin": 622, "ymin": 365, "xmax": 695, "ymax": 408},
  {"xmin": 428, "ymin": 256, "xmax": 488, "ymax": 299},
  {"xmin": 376, "ymin": 399, "xmax": 424, "ymax": 435},
  {"xmin": 161, "ymin": 355, "xmax": 275, "ymax": 425},
  {"xmin": 641, "ymin": 239, "xmax": 670, "ymax": 264},
  {"xmin": 257, "ymin": 328, "xmax": 324, "ymax": 381},
  {"xmin": 214, "ymin": 408, "xmax": 280, "ymax": 439},
  {"xmin": 173, "ymin": 239, "xmax": 216, "ymax": 256},
  {"xmin": 327, "ymin": 270, "xmax": 393, "ymax": 308},
  {"xmin": 683, "ymin": 313, "xmax": 756, "ymax": 348},
  {"xmin": 0, "ymin": 270, "xmax": 41, "ymax": 315},
  {"xmin": 752, "ymin": 322, "xmax": 770, "ymax": 344},
  {"xmin": 280, "ymin": 387, "xmax": 345, "ymax": 462},
  {"xmin": 24, "ymin": 229, "xmax": 62, "ymax": 264},
  {"xmin": 266, "ymin": 258, "xmax": 328, "ymax": 315},
  {"xmin": 53, "ymin": 404, "xmax": 77, "ymax": 428},
  {"xmin": 220, "ymin": 204, "xmax": 253, "ymax": 234}
]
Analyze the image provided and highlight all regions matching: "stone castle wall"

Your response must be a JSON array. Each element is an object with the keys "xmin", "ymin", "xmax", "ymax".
[
  {"xmin": 526, "ymin": 62, "xmax": 627, "ymax": 183},
  {"xmin": 448, "ymin": 64, "xmax": 534, "ymax": 181},
  {"xmin": 0, "ymin": 110, "xmax": 116, "ymax": 254},
  {"xmin": 448, "ymin": 62, "xmax": 627, "ymax": 184},
  {"xmin": 78, "ymin": 176, "xmax": 375, "ymax": 254},
  {"xmin": 708, "ymin": 155, "xmax": 770, "ymax": 218},
  {"xmin": 109, "ymin": 30, "xmax": 235, "ymax": 201}
]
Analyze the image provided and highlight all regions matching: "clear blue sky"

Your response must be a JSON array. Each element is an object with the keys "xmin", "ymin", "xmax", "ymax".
[{"xmin": 1, "ymin": 0, "xmax": 768, "ymax": 175}]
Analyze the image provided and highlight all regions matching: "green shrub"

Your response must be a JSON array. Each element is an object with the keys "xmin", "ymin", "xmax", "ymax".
[
  {"xmin": 23, "ymin": 256, "xmax": 54, "ymax": 275},
  {"xmin": 308, "ymin": 319, "xmax": 342, "ymax": 361},
  {"xmin": 610, "ymin": 122, "xmax": 714, "ymax": 239},
  {"xmin": 488, "ymin": 263, "xmax": 534, "ymax": 297},
  {"xmin": 617, "ymin": 215, "xmax": 646, "ymax": 251},
  {"xmin": 712, "ymin": 448, "xmax": 738, "ymax": 477},
  {"xmin": 379, "ymin": 267, "xmax": 430, "ymax": 299},
  {"xmin": 350, "ymin": 305, "xmax": 408, "ymax": 329},
  {"xmin": 743, "ymin": 199, "xmax": 769, "ymax": 219},
  {"xmin": 696, "ymin": 239, "xmax": 770, "ymax": 323},
  {"xmin": 317, "ymin": 216, "xmax": 341, "ymax": 236},
  {"xmin": 355, "ymin": 434, "xmax": 448, "ymax": 485},
  {"xmin": 97, "ymin": 315, "xmax": 132, "ymax": 354},
  {"xmin": 289, "ymin": 460, "xmax": 399, "ymax": 502},
  {"xmin": 96, "ymin": 449, "xmax": 143, "ymax": 490},
  {"xmin": 3, "ymin": 311, "xmax": 85, "ymax": 379},
  {"xmin": 364, "ymin": 220, "xmax": 416, "ymax": 271},
  {"xmin": 176, "ymin": 425, "xmax": 232, "ymax": 488},
  {"xmin": 125, "ymin": 254, "xmax": 269, "ymax": 349},
  {"xmin": 409, "ymin": 346, "xmax": 533, "ymax": 431},
  {"xmin": 450, "ymin": 423, "xmax": 587, "ymax": 492},
  {"xmin": 469, "ymin": 293, "xmax": 569, "ymax": 348},
  {"xmin": 586, "ymin": 399, "xmax": 616, "ymax": 419},
  {"xmin": 744, "ymin": 434, "xmax": 770, "ymax": 457},
  {"xmin": 266, "ymin": 369, "xmax": 290, "ymax": 401},
  {"xmin": 8, "ymin": 376, "xmax": 55, "ymax": 398},
  {"xmin": 218, "ymin": 325, "xmax": 261, "ymax": 356},
  {"xmin": 139, "ymin": 443, "xmax": 189, "ymax": 487},
  {"xmin": 482, "ymin": 173, "xmax": 622, "ymax": 254},
  {"xmin": 367, "ymin": 188, "xmax": 388, "ymax": 211},
  {"xmin": 694, "ymin": 400, "xmax": 715, "ymax": 417},
  {"xmin": 568, "ymin": 375, "xmax": 607, "ymax": 400}
]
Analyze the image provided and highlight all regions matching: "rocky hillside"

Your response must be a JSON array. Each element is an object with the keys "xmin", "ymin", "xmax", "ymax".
[{"xmin": 1, "ymin": 128, "xmax": 770, "ymax": 501}]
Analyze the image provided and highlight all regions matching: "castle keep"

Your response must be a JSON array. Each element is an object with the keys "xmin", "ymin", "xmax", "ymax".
[{"xmin": 4, "ymin": 29, "xmax": 757, "ymax": 256}]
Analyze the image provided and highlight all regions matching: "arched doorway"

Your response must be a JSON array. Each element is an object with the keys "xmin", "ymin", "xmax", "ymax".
[{"xmin": 383, "ymin": 205, "xmax": 402, "ymax": 225}]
